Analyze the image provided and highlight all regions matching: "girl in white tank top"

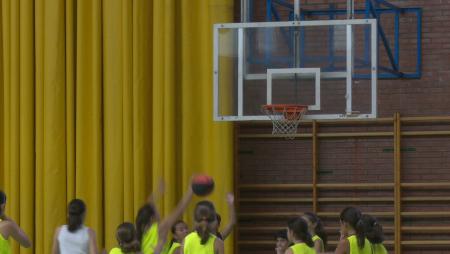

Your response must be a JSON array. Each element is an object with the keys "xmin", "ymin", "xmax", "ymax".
[
  {"xmin": 52, "ymin": 199, "xmax": 98, "ymax": 254},
  {"xmin": 57, "ymin": 225, "xmax": 90, "ymax": 253}
]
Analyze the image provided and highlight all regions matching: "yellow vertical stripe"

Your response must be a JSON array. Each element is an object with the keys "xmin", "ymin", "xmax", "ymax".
[
  {"xmin": 103, "ymin": 0, "xmax": 124, "ymax": 248},
  {"xmin": 122, "ymin": 0, "xmax": 134, "ymax": 223},
  {"xmin": 34, "ymin": 0, "xmax": 45, "ymax": 252},
  {"xmin": 66, "ymin": 0, "xmax": 76, "ymax": 203},
  {"xmin": 19, "ymin": 0, "xmax": 35, "ymax": 253},
  {"xmin": 132, "ymin": 0, "xmax": 153, "ymax": 214},
  {"xmin": 42, "ymin": 0, "xmax": 68, "ymax": 253}
]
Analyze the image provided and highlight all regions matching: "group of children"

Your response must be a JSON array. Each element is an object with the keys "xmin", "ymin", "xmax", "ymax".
[
  {"xmin": 275, "ymin": 207, "xmax": 388, "ymax": 254},
  {"xmin": 0, "ymin": 184, "xmax": 388, "ymax": 254},
  {"xmin": 0, "ymin": 179, "xmax": 236, "ymax": 254}
]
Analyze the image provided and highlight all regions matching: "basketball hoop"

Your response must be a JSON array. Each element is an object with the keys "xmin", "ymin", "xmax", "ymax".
[{"xmin": 262, "ymin": 104, "xmax": 308, "ymax": 139}]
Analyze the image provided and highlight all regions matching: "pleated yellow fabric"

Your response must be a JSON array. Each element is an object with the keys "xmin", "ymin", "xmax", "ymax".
[{"xmin": 0, "ymin": 1, "xmax": 234, "ymax": 254}]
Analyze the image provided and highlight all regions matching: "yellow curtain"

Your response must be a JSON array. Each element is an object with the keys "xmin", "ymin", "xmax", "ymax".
[{"xmin": 0, "ymin": 0, "xmax": 234, "ymax": 253}]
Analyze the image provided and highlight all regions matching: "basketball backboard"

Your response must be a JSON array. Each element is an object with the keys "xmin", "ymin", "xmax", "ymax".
[{"xmin": 213, "ymin": 19, "xmax": 378, "ymax": 121}]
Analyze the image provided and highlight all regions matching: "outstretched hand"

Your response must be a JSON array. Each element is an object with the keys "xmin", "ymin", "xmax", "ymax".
[{"xmin": 226, "ymin": 193, "xmax": 234, "ymax": 206}]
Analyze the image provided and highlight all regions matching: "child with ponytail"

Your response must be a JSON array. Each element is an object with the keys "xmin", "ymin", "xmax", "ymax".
[
  {"xmin": 183, "ymin": 201, "xmax": 224, "ymax": 254},
  {"xmin": 335, "ymin": 207, "xmax": 371, "ymax": 254},
  {"xmin": 361, "ymin": 214, "xmax": 388, "ymax": 254},
  {"xmin": 285, "ymin": 217, "xmax": 316, "ymax": 254},
  {"xmin": 52, "ymin": 199, "xmax": 99, "ymax": 254},
  {"xmin": 135, "ymin": 179, "xmax": 193, "ymax": 254},
  {"xmin": 110, "ymin": 223, "xmax": 141, "ymax": 254},
  {"xmin": 302, "ymin": 212, "xmax": 327, "ymax": 253}
]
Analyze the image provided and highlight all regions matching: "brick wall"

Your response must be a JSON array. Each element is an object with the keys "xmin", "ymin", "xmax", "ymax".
[{"xmin": 234, "ymin": 1, "xmax": 450, "ymax": 254}]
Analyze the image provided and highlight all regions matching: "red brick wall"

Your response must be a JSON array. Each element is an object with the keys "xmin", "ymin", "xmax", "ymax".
[
  {"xmin": 234, "ymin": 0, "xmax": 450, "ymax": 116},
  {"xmin": 234, "ymin": 1, "xmax": 450, "ymax": 254}
]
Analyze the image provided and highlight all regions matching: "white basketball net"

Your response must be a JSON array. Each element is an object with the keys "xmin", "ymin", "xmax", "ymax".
[{"xmin": 262, "ymin": 105, "xmax": 307, "ymax": 139}]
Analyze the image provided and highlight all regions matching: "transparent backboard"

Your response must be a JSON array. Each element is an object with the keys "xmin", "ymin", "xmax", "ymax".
[{"xmin": 213, "ymin": 19, "xmax": 377, "ymax": 121}]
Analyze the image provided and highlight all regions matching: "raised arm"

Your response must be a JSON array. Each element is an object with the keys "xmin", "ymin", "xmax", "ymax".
[
  {"xmin": 159, "ymin": 185, "xmax": 193, "ymax": 235},
  {"xmin": 148, "ymin": 178, "xmax": 165, "ymax": 205},
  {"xmin": 219, "ymin": 193, "xmax": 236, "ymax": 240}
]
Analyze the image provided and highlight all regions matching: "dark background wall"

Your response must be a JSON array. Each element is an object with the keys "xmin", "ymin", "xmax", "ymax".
[{"xmin": 233, "ymin": 1, "xmax": 450, "ymax": 254}]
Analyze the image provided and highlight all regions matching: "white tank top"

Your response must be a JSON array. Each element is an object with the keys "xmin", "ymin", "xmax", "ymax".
[{"xmin": 57, "ymin": 225, "xmax": 90, "ymax": 254}]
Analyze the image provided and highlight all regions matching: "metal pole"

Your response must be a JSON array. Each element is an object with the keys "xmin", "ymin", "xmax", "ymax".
[
  {"xmin": 347, "ymin": 0, "xmax": 355, "ymax": 19},
  {"xmin": 294, "ymin": 0, "xmax": 300, "ymax": 20},
  {"xmin": 294, "ymin": 0, "xmax": 301, "ymax": 96},
  {"xmin": 294, "ymin": 0, "xmax": 301, "ymax": 69},
  {"xmin": 241, "ymin": 0, "xmax": 249, "ymax": 22}
]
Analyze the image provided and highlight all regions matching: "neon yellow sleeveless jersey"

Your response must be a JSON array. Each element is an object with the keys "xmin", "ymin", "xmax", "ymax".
[
  {"xmin": 167, "ymin": 242, "xmax": 181, "ymax": 254},
  {"xmin": 312, "ymin": 235, "xmax": 324, "ymax": 251},
  {"xmin": 109, "ymin": 247, "xmax": 125, "ymax": 254},
  {"xmin": 371, "ymin": 243, "xmax": 388, "ymax": 254},
  {"xmin": 183, "ymin": 232, "xmax": 216, "ymax": 254},
  {"xmin": 289, "ymin": 242, "xmax": 316, "ymax": 254},
  {"xmin": 0, "ymin": 234, "xmax": 10, "ymax": 254},
  {"xmin": 347, "ymin": 235, "xmax": 372, "ymax": 254},
  {"xmin": 141, "ymin": 223, "xmax": 159, "ymax": 254}
]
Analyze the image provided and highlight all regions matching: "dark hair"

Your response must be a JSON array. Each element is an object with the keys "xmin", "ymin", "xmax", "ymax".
[
  {"xmin": 0, "ymin": 191, "xmax": 6, "ymax": 216},
  {"xmin": 194, "ymin": 201, "xmax": 216, "ymax": 245},
  {"xmin": 216, "ymin": 213, "xmax": 222, "ymax": 226},
  {"xmin": 0, "ymin": 191, "xmax": 6, "ymax": 205},
  {"xmin": 287, "ymin": 217, "xmax": 314, "ymax": 248},
  {"xmin": 303, "ymin": 212, "xmax": 327, "ymax": 248},
  {"xmin": 340, "ymin": 207, "xmax": 365, "ymax": 249},
  {"xmin": 116, "ymin": 222, "xmax": 140, "ymax": 253},
  {"xmin": 135, "ymin": 204, "xmax": 157, "ymax": 242},
  {"xmin": 275, "ymin": 229, "xmax": 288, "ymax": 240},
  {"xmin": 67, "ymin": 199, "xmax": 86, "ymax": 232},
  {"xmin": 361, "ymin": 214, "xmax": 384, "ymax": 244}
]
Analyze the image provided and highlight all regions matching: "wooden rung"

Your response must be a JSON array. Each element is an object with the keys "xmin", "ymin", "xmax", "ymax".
[
  {"xmin": 240, "ymin": 211, "xmax": 450, "ymax": 218},
  {"xmin": 402, "ymin": 211, "xmax": 450, "ymax": 217},
  {"xmin": 239, "ymin": 198, "xmax": 312, "ymax": 203},
  {"xmin": 325, "ymin": 226, "xmax": 395, "ymax": 232},
  {"xmin": 402, "ymin": 197, "xmax": 450, "ymax": 202},
  {"xmin": 315, "ymin": 117, "xmax": 394, "ymax": 125},
  {"xmin": 401, "ymin": 116, "xmax": 450, "ymax": 123},
  {"xmin": 239, "ymin": 197, "xmax": 393, "ymax": 203},
  {"xmin": 402, "ymin": 240, "xmax": 450, "ymax": 246},
  {"xmin": 237, "ymin": 241, "xmax": 272, "ymax": 246},
  {"xmin": 328, "ymin": 240, "xmax": 395, "ymax": 246},
  {"xmin": 402, "ymin": 226, "xmax": 450, "ymax": 232},
  {"xmin": 318, "ymin": 211, "xmax": 394, "ymax": 218},
  {"xmin": 239, "ymin": 182, "xmax": 450, "ymax": 190},
  {"xmin": 402, "ymin": 130, "xmax": 450, "ymax": 136},
  {"xmin": 402, "ymin": 182, "xmax": 450, "ymax": 188},
  {"xmin": 239, "ymin": 183, "xmax": 395, "ymax": 190},
  {"xmin": 317, "ymin": 183, "xmax": 394, "ymax": 189},
  {"xmin": 239, "ymin": 212, "xmax": 300, "ymax": 218},
  {"xmin": 239, "ymin": 183, "xmax": 312, "ymax": 190},
  {"xmin": 318, "ymin": 197, "xmax": 394, "ymax": 202},
  {"xmin": 317, "ymin": 132, "xmax": 394, "ymax": 138},
  {"xmin": 239, "ymin": 226, "xmax": 283, "ymax": 232}
]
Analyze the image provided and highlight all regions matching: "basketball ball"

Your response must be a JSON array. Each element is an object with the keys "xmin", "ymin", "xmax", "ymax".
[{"xmin": 192, "ymin": 174, "xmax": 215, "ymax": 196}]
